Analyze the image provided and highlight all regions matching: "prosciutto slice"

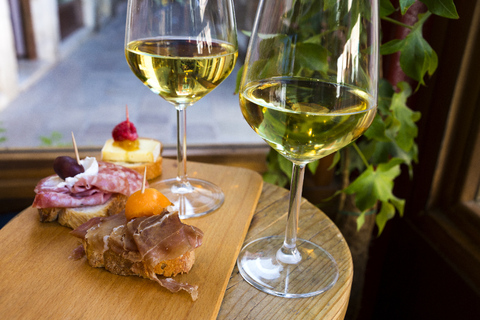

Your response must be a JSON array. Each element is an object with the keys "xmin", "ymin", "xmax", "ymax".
[
  {"xmin": 33, "ymin": 161, "xmax": 144, "ymax": 208},
  {"xmin": 71, "ymin": 212, "xmax": 203, "ymax": 301},
  {"xmin": 73, "ymin": 214, "xmax": 128, "ymax": 267}
]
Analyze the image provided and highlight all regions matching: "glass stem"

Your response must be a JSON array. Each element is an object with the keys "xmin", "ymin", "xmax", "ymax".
[
  {"xmin": 175, "ymin": 104, "xmax": 192, "ymax": 191},
  {"xmin": 277, "ymin": 162, "xmax": 305, "ymax": 264}
]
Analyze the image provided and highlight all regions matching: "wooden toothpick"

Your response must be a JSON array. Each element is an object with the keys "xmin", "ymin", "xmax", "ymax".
[
  {"xmin": 141, "ymin": 166, "xmax": 147, "ymax": 193},
  {"xmin": 71, "ymin": 132, "xmax": 81, "ymax": 165},
  {"xmin": 126, "ymin": 105, "xmax": 130, "ymax": 129}
]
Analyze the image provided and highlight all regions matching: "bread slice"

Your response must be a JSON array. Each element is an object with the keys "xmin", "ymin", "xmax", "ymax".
[
  {"xmin": 101, "ymin": 246, "xmax": 196, "ymax": 278},
  {"xmin": 109, "ymin": 157, "xmax": 163, "ymax": 180},
  {"xmin": 74, "ymin": 212, "xmax": 201, "ymax": 300},
  {"xmin": 38, "ymin": 194, "xmax": 127, "ymax": 229},
  {"xmin": 153, "ymin": 250, "xmax": 196, "ymax": 277}
]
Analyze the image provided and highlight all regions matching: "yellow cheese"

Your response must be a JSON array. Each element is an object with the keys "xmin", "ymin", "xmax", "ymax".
[{"xmin": 101, "ymin": 138, "xmax": 161, "ymax": 163}]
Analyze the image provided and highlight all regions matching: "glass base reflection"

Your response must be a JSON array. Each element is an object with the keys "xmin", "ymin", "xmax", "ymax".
[
  {"xmin": 237, "ymin": 235, "xmax": 339, "ymax": 298},
  {"xmin": 151, "ymin": 178, "xmax": 224, "ymax": 219}
]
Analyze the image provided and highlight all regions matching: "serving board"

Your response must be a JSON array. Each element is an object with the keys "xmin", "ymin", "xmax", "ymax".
[{"xmin": 0, "ymin": 159, "xmax": 263, "ymax": 320}]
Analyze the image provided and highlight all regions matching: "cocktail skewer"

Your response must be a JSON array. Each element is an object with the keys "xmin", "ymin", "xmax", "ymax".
[
  {"xmin": 71, "ymin": 132, "xmax": 81, "ymax": 165},
  {"xmin": 141, "ymin": 167, "xmax": 147, "ymax": 194}
]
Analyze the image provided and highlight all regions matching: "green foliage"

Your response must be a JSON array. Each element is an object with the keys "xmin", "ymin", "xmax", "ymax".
[
  {"xmin": 0, "ymin": 123, "xmax": 6, "ymax": 144},
  {"xmin": 381, "ymin": 12, "xmax": 438, "ymax": 87},
  {"xmin": 257, "ymin": 0, "xmax": 458, "ymax": 235},
  {"xmin": 420, "ymin": 0, "xmax": 459, "ymax": 19},
  {"xmin": 39, "ymin": 131, "xmax": 71, "ymax": 147}
]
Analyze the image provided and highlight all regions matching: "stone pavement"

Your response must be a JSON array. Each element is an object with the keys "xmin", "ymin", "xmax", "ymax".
[{"xmin": 0, "ymin": 5, "xmax": 263, "ymax": 150}]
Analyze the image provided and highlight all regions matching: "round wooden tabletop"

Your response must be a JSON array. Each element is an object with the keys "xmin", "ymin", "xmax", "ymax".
[{"xmin": 218, "ymin": 182, "xmax": 353, "ymax": 320}]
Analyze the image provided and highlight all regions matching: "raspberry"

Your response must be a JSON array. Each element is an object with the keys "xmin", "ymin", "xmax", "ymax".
[
  {"xmin": 112, "ymin": 106, "xmax": 138, "ymax": 141},
  {"xmin": 112, "ymin": 120, "xmax": 138, "ymax": 141}
]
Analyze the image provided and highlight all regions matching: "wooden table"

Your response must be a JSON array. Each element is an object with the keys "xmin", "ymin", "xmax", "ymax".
[
  {"xmin": 218, "ymin": 182, "xmax": 353, "ymax": 320},
  {"xmin": 0, "ymin": 160, "xmax": 352, "ymax": 319}
]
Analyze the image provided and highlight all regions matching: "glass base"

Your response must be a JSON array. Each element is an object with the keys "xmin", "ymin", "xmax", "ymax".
[
  {"xmin": 237, "ymin": 235, "xmax": 339, "ymax": 298},
  {"xmin": 150, "ymin": 178, "xmax": 224, "ymax": 219}
]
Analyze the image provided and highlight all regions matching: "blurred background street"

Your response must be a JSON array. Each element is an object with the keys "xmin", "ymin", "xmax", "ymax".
[{"xmin": 0, "ymin": 1, "xmax": 263, "ymax": 150}]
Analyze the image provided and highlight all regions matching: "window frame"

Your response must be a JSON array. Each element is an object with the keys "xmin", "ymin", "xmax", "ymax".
[{"xmin": 413, "ymin": 0, "xmax": 480, "ymax": 293}]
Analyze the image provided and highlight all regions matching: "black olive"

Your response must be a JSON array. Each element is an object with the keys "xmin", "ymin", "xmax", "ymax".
[{"xmin": 53, "ymin": 156, "xmax": 85, "ymax": 180}]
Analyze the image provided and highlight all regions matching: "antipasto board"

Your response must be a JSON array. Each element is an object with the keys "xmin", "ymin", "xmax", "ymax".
[{"xmin": 0, "ymin": 159, "xmax": 263, "ymax": 320}]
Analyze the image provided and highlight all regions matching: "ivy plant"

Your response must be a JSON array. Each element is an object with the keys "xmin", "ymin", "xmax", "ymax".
[{"xmin": 239, "ymin": 0, "xmax": 458, "ymax": 235}]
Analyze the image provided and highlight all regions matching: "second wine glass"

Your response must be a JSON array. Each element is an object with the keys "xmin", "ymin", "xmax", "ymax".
[
  {"xmin": 125, "ymin": 0, "xmax": 238, "ymax": 218},
  {"xmin": 237, "ymin": 0, "xmax": 379, "ymax": 297}
]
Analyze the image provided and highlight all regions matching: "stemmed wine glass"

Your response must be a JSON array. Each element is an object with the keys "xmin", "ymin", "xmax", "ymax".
[
  {"xmin": 125, "ymin": 0, "xmax": 238, "ymax": 218},
  {"xmin": 237, "ymin": 0, "xmax": 379, "ymax": 297}
]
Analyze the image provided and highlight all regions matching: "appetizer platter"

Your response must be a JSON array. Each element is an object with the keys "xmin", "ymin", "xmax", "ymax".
[{"xmin": 0, "ymin": 130, "xmax": 263, "ymax": 319}]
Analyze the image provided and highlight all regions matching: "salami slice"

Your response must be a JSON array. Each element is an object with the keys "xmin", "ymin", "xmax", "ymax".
[
  {"xmin": 33, "ymin": 190, "xmax": 113, "ymax": 208},
  {"xmin": 33, "ymin": 161, "xmax": 144, "ymax": 208}
]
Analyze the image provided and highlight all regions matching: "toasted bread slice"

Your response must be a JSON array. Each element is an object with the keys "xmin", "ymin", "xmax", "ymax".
[
  {"xmin": 38, "ymin": 194, "xmax": 127, "ymax": 229},
  {"xmin": 101, "ymin": 247, "xmax": 195, "ymax": 278},
  {"xmin": 153, "ymin": 250, "xmax": 196, "ymax": 277}
]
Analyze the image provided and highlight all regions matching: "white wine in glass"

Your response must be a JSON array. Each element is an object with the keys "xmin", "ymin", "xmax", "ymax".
[
  {"xmin": 237, "ymin": 0, "xmax": 379, "ymax": 297},
  {"xmin": 125, "ymin": 0, "xmax": 238, "ymax": 218}
]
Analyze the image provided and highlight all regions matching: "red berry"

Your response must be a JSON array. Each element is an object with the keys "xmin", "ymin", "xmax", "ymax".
[{"xmin": 112, "ymin": 120, "xmax": 138, "ymax": 141}]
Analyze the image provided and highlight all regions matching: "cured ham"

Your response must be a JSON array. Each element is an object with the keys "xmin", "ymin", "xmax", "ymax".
[
  {"xmin": 71, "ymin": 212, "xmax": 204, "ymax": 301},
  {"xmin": 33, "ymin": 161, "xmax": 144, "ymax": 208}
]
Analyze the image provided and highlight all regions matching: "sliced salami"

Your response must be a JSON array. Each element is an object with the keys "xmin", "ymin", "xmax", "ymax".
[
  {"xmin": 33, "ymin": 161, "xmax": 144, "ymax": 209},
  {"xmin": 33, "ymin": 191, "xmax": 112, "ymax": 208}
]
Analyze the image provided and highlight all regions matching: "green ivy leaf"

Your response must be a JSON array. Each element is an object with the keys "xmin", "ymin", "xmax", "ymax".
[
  {"xmin": 420, "ymin": 0, "xmax": 459, "ymax": 19},
  {"xmin": 357, "ymin": 211, "xmax": 366, "ymax": 231},
  {"xmin": 263, "ymin": 171, "xmax": 289, "ymax": 187},
  {"xmin": 323, "ymin": 0, "xmax": 338, "ymax": 11},
  {"xmin": 390, "ymin": 196, "xmax": 406, "ymax": 217},
  {"xmin": 278, "ymin": 153, "xmax": 293, "ymax": 178},
  {"xmin": 344, "ymin": 158, "xmax": 403, "ymax": 211},
  {"xmin": 380, "ymin": 39, "xmax": 404, "ymax": 55},
  {"xmin": 307, "ymin": 160, "xmax": 320, "ymax": 175},
  {"xmin": 329, "ymin": 151, "xmax": 341, "ymax": 170},
  {"xmin": 390, "ymin": 82, "xmax": 421, "ymax": 152},
  {"xmin": 378, "ymin": 79, "xmax": 395, "ymax": 114},
  {"xmin": 235, "ymin": 65, "xmax": 244, "ymax": 94},
  {"xmin": 347, "ymin": 143, "xmax": 368, "ymax": 173},
  {"xmin": 380, "ymin": 0, "xmax": 396, "ymax": 17},
  {"xmin": 380, "ymin": 15, "xmax": 439, "ymax": 86},
  {"xmin": 376, "ymin": 201, "xmax": 396, "ymax": 235},
  {"xmin": 368, "ymin": 140, "xmax": 396, "ymax": 165},
  {"xmin": 399, "ymin": 0, "xmax": 416, "ymax": 15},
  {"xmin": 399, "ymin": 23, "xmax": 438, "ymax": 85},
  {"xmin": 364, "ymin": 114, "xmax": 390, "ymax": 142},
  {"xmin": 258, "ymin": 34, "xmax": 289, "ymax": 59},
  {"xmin": 262, "ymin": 149, "xmax": 290, "ymax": 187},
  {"xmin": 295, "ymin": 42, "xmax": 329, "ymax": 74}
]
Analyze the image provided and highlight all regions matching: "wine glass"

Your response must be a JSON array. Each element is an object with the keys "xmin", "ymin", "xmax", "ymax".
[
  {"xmin": 125, "ymin": 0, "xmax": 238, "ymax": 219},
  {"xmin": 237, "ymin": 0, "xmax": 379, "ymax": 297}
]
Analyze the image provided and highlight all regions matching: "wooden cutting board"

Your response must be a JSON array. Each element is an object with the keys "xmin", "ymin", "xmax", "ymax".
[{"xmin": 0, "ymin": 159, "xmax": 263, "ymax": 320}]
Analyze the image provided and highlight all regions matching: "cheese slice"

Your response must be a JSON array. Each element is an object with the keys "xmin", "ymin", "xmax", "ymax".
[{"xmin": 101, "ymin": 138, "xmax": 161, "ymax": 163}]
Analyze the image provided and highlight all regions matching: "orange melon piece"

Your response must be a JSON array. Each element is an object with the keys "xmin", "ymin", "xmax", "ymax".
[{"xmin": 125, "ymin": 188, "xmax": 172, "ymax": 220}]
